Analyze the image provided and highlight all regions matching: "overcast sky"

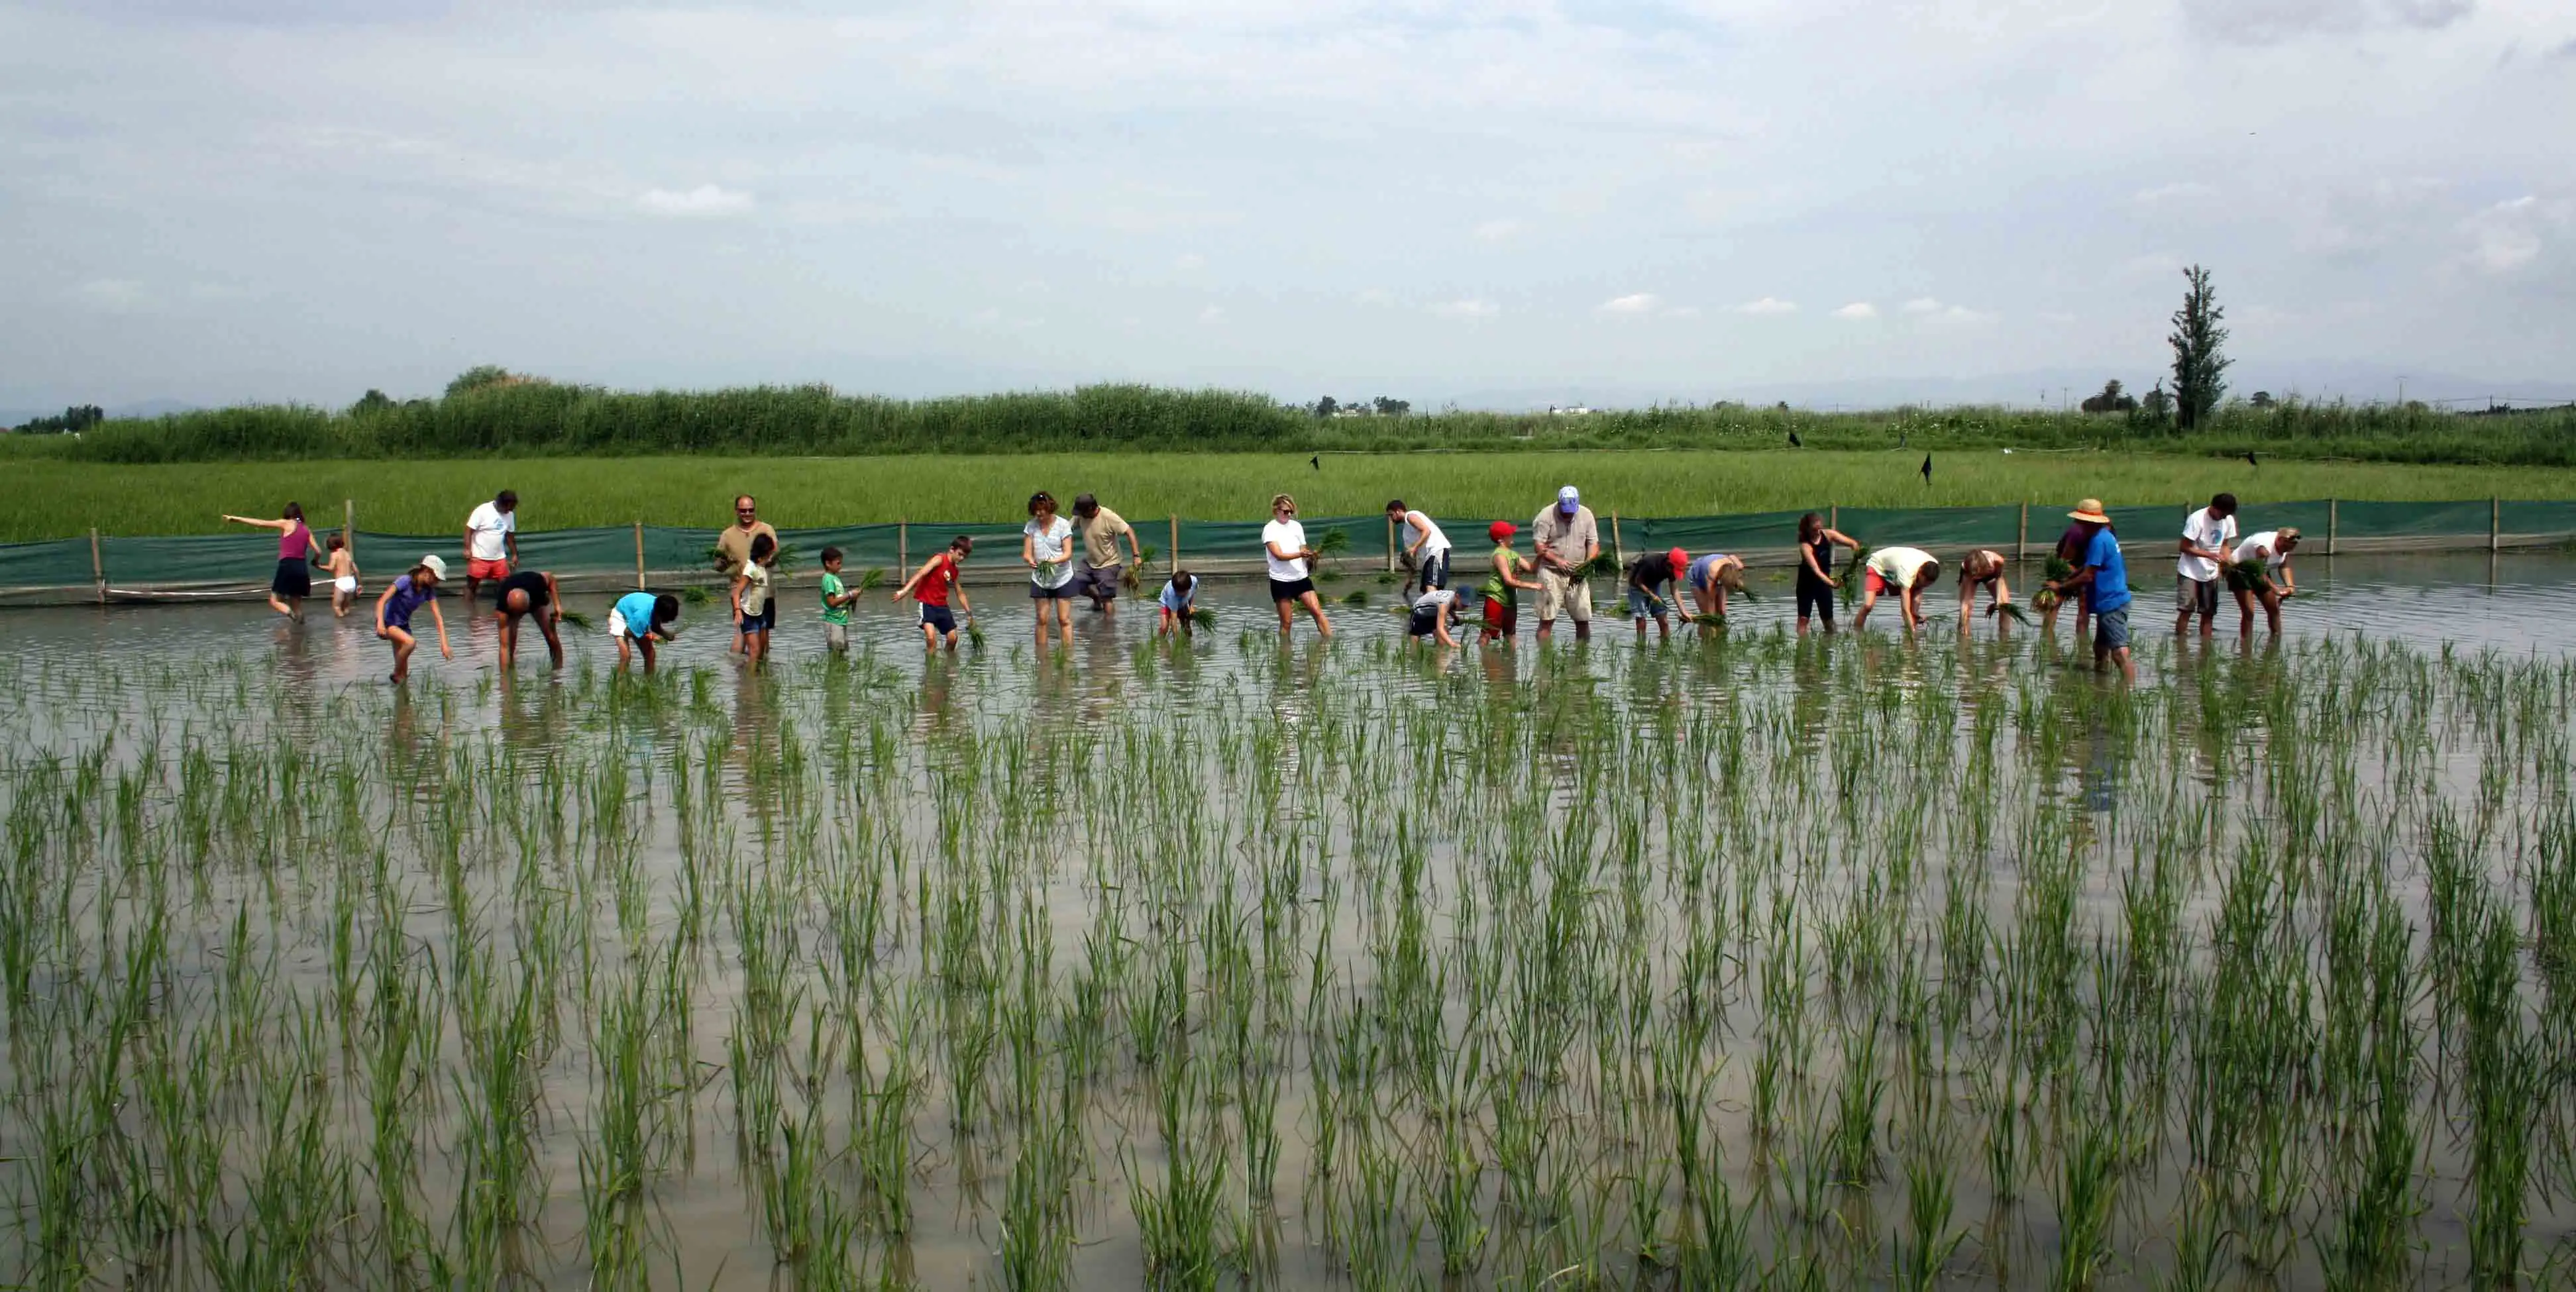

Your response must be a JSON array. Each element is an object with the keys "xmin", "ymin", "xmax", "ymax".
[{"xmin": 3, "ymin": 0, "xmax": 2571, "ymax": 409}]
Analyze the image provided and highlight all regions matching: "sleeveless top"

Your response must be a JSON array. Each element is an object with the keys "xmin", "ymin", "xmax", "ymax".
[{"xmin": 1479, "ymin": 543, "xmax": 1519, "ymax": 607}]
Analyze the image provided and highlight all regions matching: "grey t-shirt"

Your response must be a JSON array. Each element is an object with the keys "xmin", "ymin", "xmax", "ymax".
[{"xmin": 1530, "ymin": 505, "xmax": 1599, "ymax": 571}]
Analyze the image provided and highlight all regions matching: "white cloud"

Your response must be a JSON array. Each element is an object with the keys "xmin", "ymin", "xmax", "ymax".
[
  {"xmin": 1472, "ymin": 218, "xmax": 1525, "ymax": 244},
  {"xmin": 1356, "ymin": 287, "xmax": 1396, "ymax": 306},
  {"xmin": 1735, "ymin": 297, "xmax": 1798, "ymax": 315},
  {"xmin": 1175, "ymin": 252, "xmax": 1207, "ymax": 271},
  {"xmin": 1900, "ymin": 297, "xmax": 1945, "ymax": 315},
  {"xmin": 68, "ymin": 279, "xmax": 150, "ymax": 313},
  {"xmin": 1197, "ymin": 304, "xmax": 1225, "ymax": 323},
  {"xmin": 2459, "ymin": 195, "xmax": 2555, "ymax": 274},
  {"xmin": 1597, "ymin": 292, "xmax": 1662, "ymax": 315},
  {"xmin": 1831, "ymin": 301, "xmax": 1878, "ymax": 319},
  {"xmin": 639, "ymin": 184, "xmax": 755, "ymax": 217},
  {"xmin": 1428, "ymin": 298, "xmax": 1499, "ymax": 319},
  {"xmin": 2180, "ymin": 0, "xmax": 2473, "ymax": 44}
]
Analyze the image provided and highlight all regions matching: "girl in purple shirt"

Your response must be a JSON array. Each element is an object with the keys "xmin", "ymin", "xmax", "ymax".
[{"xmin": 374, "ymin": 555, "xmax": 454, "ymax": 683}]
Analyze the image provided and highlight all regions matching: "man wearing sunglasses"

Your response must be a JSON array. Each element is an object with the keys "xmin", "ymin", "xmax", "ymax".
[{"xmin": 714, "ymin": 495, "xmax": 779, "ymax": 652}]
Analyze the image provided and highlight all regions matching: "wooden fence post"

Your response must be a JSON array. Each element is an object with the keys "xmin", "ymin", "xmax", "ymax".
[
  {"xmin": 89, "ymin": 527, "xmax": 105, "ymax": 605},
  {"xmin": 633, "ymin": 521, "xmax": 645, "ymax": 589},
  {"xmin": 1610, "ymin": 511, "xmax": 1623, "ymax": 569},
  {"xmin": 2326, "ymin": 498, "xmax": 2337, "ymax": 557},
  {"xmin": 1829, "ymin": 503, "xmax": 1838, "ymax": 535},
  {"xmin": 2491, "ymin": 497, "xmax": 2501, "ymax": 553},
  {"xmin": 898, "ymin": 520, "xmax": 908, "ymax": 576},
  {"xmin": 343, "ymin": 499, "xmax": 354, "ymax": 556},
  {"xmin": 1385, "ymin": 513, "xmax": 1396, "ymax": 572},
  {"xmin": 2015, "ymin": 502, "xmax": 2028, "ymax": 562},
  {"xmin": 1169, "ymin": 516, "xmax": 1181, "ymax": 572}
]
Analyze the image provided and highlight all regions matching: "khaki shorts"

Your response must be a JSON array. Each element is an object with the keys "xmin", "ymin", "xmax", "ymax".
[
  {"xmin": 2176, "ymin": 576, "xmax": 2218, "ymax": 616},
  {"xmin": 1538, "ymin": 568, "xmax": 1591, "ymax": 623}
]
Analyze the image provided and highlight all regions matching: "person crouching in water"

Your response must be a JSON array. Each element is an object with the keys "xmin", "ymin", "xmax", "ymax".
[
  {"xmin": 610, "ymin": 590, "xmax": 680, "ymax": 674},
  {"xmin": 1686, "ymin": 551, "xmax": 1746, "ymax": 628},
  {"xmin": 1407, "ymin": 585, "xmax": 1463, "ymax": 647},
  {"xmin": 2229, "ymin": 527, "xmax": 2300, "ymax": 638},
  {"xmin": 374, "ymin": 555, "xmax": 453, "ymax": 683},
  {"xmin": 1479, "ymin": 521, "xmax": 1541, "ymax": 646},
  {"xmin": 1854, "ymin": 547, "xmax": 1941, "ymax": 632},
  {"xmin": 1626, "ymin": 546, "xmax": 1685, "ymax": 641},
  {"xmin": 495, "ymin": 567, "xmax": 564, "ymax": 668},
  {"xmin": 1157, "ymin": 570, "xmax": 1199, "ymax": 639},
  {"xmin": 1957, "ymin": 549, "xmax": 2014, "ymax": 629}
]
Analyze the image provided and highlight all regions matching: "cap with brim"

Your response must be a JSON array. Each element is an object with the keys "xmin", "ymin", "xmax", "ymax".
[
  {"xmin": 2068, "ymin": 499, "xmax": 2112, "ymax": 524},
  {"xmin": 1667, "ymin": 547, "xmax": 1688, "ymax": 572},
  {"xmin": 1488, "ymin": 521, "xmax": 1517, "ymax": 542},
  {"xmin": 419, "ymin": 554, "xmax": 449, "ymax": 580},
  {"xmin": 1557, "ymin": 485, "xmax": 1580, "ymax": 513}
]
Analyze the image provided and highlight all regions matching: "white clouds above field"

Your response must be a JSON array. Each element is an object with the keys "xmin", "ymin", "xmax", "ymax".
[{"xmin": 1, "ymin": 0, "xmax": 2571, "ymax": 408}]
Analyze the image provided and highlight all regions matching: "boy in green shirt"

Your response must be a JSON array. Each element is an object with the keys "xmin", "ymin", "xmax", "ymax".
[{"xmin": 818, "ymin": 546, "xmax": 856, "ymax": 653}]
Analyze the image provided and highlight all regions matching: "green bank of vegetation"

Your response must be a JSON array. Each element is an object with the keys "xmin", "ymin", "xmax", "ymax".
[
  {"xmin": 4, "ymin": 380, "xmax": 2573, "ymax": 468},
  {"xmin": 11, "ymin": 451, "xmax": 2576, "ymax": 541}
]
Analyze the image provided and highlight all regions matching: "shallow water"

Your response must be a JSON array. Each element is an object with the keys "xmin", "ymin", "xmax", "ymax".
[{"xmin": 0, "ymin": 551, "xmax": 2571, "ymax": 1289}]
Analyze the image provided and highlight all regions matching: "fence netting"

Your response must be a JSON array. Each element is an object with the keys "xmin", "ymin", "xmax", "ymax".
[{"xmin": 6, "ymin": 500, "xmax": 2567, "ymax": 591}]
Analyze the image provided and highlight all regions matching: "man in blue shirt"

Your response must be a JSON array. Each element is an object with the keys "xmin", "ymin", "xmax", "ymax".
[{"xmin": 2043, "ymin": 499, "xmax": 2135, "ymax": 682}]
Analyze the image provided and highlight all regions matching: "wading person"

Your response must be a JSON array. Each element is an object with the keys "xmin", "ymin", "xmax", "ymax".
[
  {"xmin": 1626, "ymin": 546, "xmax": 1686, "ymax": 641},
  {"xmin": 2041, "ymin": 513, "xmax": 2093, "ymax": 641},
  {"xmin": 817, "ymin": 547, "xmax": 857, "ymax": 654},
  {"xmin": 494, "ymin": 566, "xmax": 564, "ymax": 669},
  {"xmin": 716, "ymin": 494, "xmax": 778, "ymax": 655},
  {"xmin": 1407, "ymin": 585, "xmax": 1463, "ymax": 647},
  {"xmin": 1530, "ymin": 486, "xmax": 1599, "ymax": 643},
  {"xmin": 1070, "ymin": 494, "xmax": 1140, "ymax": 617},
  {"xmin": 1262, "ymin": 494, "xmax": 1333, "ymax": 639},
  {"xmin": 1794, "ymin": 512, "xmax": 1859, "ymax": 636},
  {"xmin": 463, "ymin": 489, "xmax": 519, "ymax": 599},
  {"xmin": 733, "ymin": 532, "xmax": 777, "ymax": 668},
  {"xmin": 1854, "ymin": 546, "xmax": 1942, "ymax": 633},
  {"xmin": 1687, "ymin": 551, "xmax": 1746, "ymax": 625},
  {"xmin": 222, "ymin": 502, "xmax": 321, "ymax": 621},
  {"xmin": 2229, "ymin": 527, "xmax": 2300, "ymax": 639},
  {"xmin": 1156, "ymin": 570, "xmax": 1198, "ymax": 639},
  {"xmin": 2045, "ymin": 500, "xmax": 2135, "ymax": 681},
  {"xmin": 1480, "ymin": 521, "xmax": 1539, "ymax": 646},
  {"xmin": 1386, "ymin": 500, "xmax": 1453, "ymax": 591},
  {"xmin": 374, "ymin": 555, "xmax": 453, "ymax": 683},
  {"xmin": 2176, "ymin": 493, "xmax": 2237, "ymax": 637},
  {"xmin": 893, "ymin": 535, "xmax": 975, "ymax": 651},
  {"xmin": 319, "ymin": 531, "xmax": 360, "ymax": 618},
  {"xmin": 1957, "ymin": 549, "xmax": 2015, "ymax": 627},
  {"xmin": 1023, "ymin": 492, "xmax": 1077, "ymax": 646},
  {"xmin": 610, "ymin": 590, "xmax": 680, "ymax": 674}
]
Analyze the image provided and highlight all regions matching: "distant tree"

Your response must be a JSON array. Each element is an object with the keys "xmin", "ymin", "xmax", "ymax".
[
  {"xmin": 16, "ymin": 404, "xmax": 104, "ymax": 434},
  {"xmin": 1311, "ymin": 396, "xmax": 1339, "ymax": 418},
  {"xmin": 2168, "ymin": 266, "xmax": 2231, "ymax": 431},
  {"xmin": 445, "ymin": 365, "xmax": 515, "ymax": 398},
  {"xmin": 2079, "ymin": 380, "xmax": 2137, "ymax": 415},
  {"xmin": 1372, "ymin": 396, "xmax": 1410, "ymax": 417},
  {"xmin": 2248, "ymin": 390, "xmax": 2275, "ymax": 409},
  {"xmin": 350, "ymin": 389, "xmax": 396, "ymax": 416},
  {"xmin": 2134, "ymin": 382, "xmax": 2174, "ymax": 425}
]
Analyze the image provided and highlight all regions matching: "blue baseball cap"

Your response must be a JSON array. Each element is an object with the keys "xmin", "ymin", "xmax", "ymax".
[{"xmin": 1557, "ymin": 486, "xmax": 1580, "ymax": 513}]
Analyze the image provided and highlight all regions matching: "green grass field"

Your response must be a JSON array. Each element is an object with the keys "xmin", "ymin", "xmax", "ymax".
[{"xmin": 15, "ymin": 449, "xmax": 2576, "ymax": 541}]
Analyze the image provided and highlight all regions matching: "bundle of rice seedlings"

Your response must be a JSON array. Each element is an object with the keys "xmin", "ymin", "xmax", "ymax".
[
  {"xmin": 1189, "ymin": 607, "xmax": 1216, "ymax": 630},
  {"xmin": 680, "ymin": 585, "xmax": 713, "ymax": 606},
  {"xmin": 557, "ymin": 608, "xmax": 594, "ymax": 629},
  {"xmin": 1839, "ymin": 543, "xmax": 1874, "ymax": 607},
  {"xmin": 965, "ymin": 618, "xmax": 987, "ymax": 649},
  {"xmin": 1341, "ymin": 590, "xmax": 1370, "ymax": 606},
  {"xmin": 1575, "ymin": 551, "xmax": 1623, "ymax": 580},
  {"xmin": 855, "ymin": 568, "xmax": 888, "ymax": 594},
  {"xmin": 1995, "ymin": 602, "xmax": 2037, "ymax": 626},
  {"xmin": 1689, "ymin": 612, "xmax": 1727, "ymax": 628}
]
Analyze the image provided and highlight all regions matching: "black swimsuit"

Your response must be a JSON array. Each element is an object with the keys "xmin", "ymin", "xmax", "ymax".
[{"xmin": 1798, "ymin": 536, "xmax": 1836, "ymax": 620}]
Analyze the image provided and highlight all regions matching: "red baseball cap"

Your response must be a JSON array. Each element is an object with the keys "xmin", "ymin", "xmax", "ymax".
[
  {"xmin": 1488, "ymin": 520, "xmax": 1517, "ymax": 542},
  {"xmin": 1667, "ymin": 547, "xmax": 1687, "ymax": 572}
]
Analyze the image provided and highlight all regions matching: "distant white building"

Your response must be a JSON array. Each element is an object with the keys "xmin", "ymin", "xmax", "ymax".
[{"xmin": 1544, "ymin": 403, "xmax": 1595, "ymax": 416}]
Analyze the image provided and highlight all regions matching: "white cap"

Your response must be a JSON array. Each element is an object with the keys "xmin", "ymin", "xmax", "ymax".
[
  {"xmin": 1557, "ymin": 485, "xmax": 1580, "ymax": 513},
  {"xmin": 419, "ymin": 553, "xmax": 449, "ymax": 580}
]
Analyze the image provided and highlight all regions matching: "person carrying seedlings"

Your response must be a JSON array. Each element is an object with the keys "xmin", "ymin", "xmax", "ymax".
[
  {"xmin": 1479, "ymin": 521, "xmax": 1540, "ymax": 645},
  {"xmin": 1794, "ymin": 512, "xmax": 1860, "ymax": 636},
  {"xmin": 818, "ymin": 545, "xmax": 859, "ymax": 654},
  {"xmin": 733, "ymin": 531, "xmax": 778, "ymax": 667},
  {"xmin": 1854, "ymin": 546, "xmax": 1942, "ymax": 632},
  {"xmin": 374, "ymin": 554, "xmax": 453, "ymax": 683},
  {"xmin": 716, "ymin": 494, "xmax": 778, "ymax": 655},
  {"xmin": 319, "ymin": 531, "xmax": 360, "ymax": 618},
  {"xmin": 222, "ymin": 502, "xmax": 321, "ymax": 621},
  {"xmin": 494, "ymin": 566, "xmax": 564, "ymax": 669},
  {"xmin": 1686, "ymin": 551, "xmax": 1746, "ymax": 625},
  {"xmin": 1386, "ymin": 500, "xmax": 1454, "ymax": 591},
  {"xmin": 2229, "ymin": 527, "xmax": 2301, "ymax": 639},
  {"xmin": 2045, "ymin": 499, "xmax": 2135, "ymax": 681},
  {"xmin": 1957, "ymin": 549, "xmax": 2017, "ymax": 626},
  {"xmin": 609, "ymin": 590, "xmax": 680, "ymax": 674},
  {"xmin": 894, "ymin": 535, "xmax": 975, "ymax": 651},
  {"xmin": 1529, "ymin": 485, "xmax": 1599, "ymax": 643},
  {"xmin": 1407, "ymin": 585, "xmax": 1464, "ymax": 647},
  {"xmin": 1625, "ymin": 546, "xmax": 1686, "ymax": 641},
  {"xmin": 1263, "ymin": 493, "xmax": 1334, "ymax": 638},
  {"xmin": 2039, "ymin": 513, "xmax": 2093, "ymax": 641},
  {"xmin": 1069, "ymin": 494, "xmax": 1141, "ymax": 618},
  {"xmin": 2176, "ymin": 492, "xmax": 2238, "ymax": 637},
  {"xmin": 1024, "ymin": 491, "xmax": 1077, "ymax": 646},
  {"xmin": 1156, "ymin": 569, "xmax": 1199, "ymax": 639},
  {"xmin": 462, "ymin": 488, "xmax": 519, "ymax": 600}
]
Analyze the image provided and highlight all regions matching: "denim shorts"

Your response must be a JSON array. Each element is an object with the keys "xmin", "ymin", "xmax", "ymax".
[
  {"xmin": 2094, "ymin": 606, "xmax": 2131, "ymax": 652},
  {"xmin": 1626, "ymin": 586, "xmax": 1669, "ymax": 618}
]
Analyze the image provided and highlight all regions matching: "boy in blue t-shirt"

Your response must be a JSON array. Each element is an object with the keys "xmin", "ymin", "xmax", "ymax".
[
  {"xmin": 611, "ymin": 590, "xmax": 681, "ymax": 674},
  {"xmin": 1155, "ymin": 570, "xmax": 1198, "ymax": 639},
  {"xmin": 2043, "ymin": 500, "xmax": 2135, "ymax": 682}
]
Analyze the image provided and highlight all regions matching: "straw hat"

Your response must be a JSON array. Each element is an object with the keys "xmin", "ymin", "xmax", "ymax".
[{"xmin": 2068, "ymin": 499, "xmax": 2112, "ymax": 523}]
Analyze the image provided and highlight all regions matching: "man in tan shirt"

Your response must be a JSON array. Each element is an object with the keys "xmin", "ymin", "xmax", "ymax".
[
  {"xmin": 714, "ymin": 494, "xmax": 779, "ymax": 651},
  {"xmin": 1071, "ymin": 493, "xmax": 1142, "ymax": 616},
  {"xmin": 1529, "ymin": 484, "xmax": 1599, "ymax": 643}
]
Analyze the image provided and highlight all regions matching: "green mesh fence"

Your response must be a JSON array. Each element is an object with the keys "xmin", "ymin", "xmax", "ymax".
[{"xmin": 7, "ymin": 500, "xmax": 2568, "ymax": 592}]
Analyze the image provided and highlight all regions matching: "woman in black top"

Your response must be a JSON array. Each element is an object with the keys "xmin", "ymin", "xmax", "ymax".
[{"xmin": 1796, "ymin": 512, "xmax": 1860, "ymax": 636}]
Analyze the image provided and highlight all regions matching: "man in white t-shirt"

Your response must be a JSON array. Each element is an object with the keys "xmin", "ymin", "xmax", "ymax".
[
  {"xmin": 1262, "ymin": 492, "xmax": 1332, "ymax": 638},
  {"xmin": 2174, "ymin": 492, "xmax": 2237, "ymax": 637},
  {"xmin": 462, "ymin": 490, "xmax": 518, "ymax": 600},
  {"xmin": 2230, "ymin": 527, "xmax": 2301, "ymax": 638},
  {"xmin": 1385, "ymin": 499, "xmax": 1453, "ymax": 592}
]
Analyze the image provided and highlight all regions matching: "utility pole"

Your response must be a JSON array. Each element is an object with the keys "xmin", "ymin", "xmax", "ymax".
[{"xmin": 2396, "ymin": 375, "xmax": 2407, "ymax": 407}]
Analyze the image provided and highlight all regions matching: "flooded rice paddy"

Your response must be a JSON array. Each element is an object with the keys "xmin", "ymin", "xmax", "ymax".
[{"xmin": 3, "ymin": 551, "xmax": 2575, "ymax": 1288}]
